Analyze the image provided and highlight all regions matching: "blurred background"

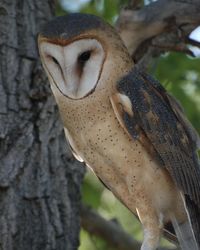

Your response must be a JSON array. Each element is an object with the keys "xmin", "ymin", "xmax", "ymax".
[{"xmin": 56, "ymin": 1, "xmax": 200, "ymax": 249}]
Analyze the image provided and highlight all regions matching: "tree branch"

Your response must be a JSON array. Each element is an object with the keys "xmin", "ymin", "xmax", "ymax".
[
  {"xmin": 116, "ymin": 0, "xmax": 200, "ymax": 68},
  {"xmin": 128, "ymin": 0, "xmax": 142, "ymax": 9},
  {"xmin": 80, "ymin": 204, "xmax": 178, "ymax": 250}
]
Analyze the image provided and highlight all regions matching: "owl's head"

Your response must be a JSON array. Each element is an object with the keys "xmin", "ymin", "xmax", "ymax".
[{"xmin": 38, "ymin": 13, "xmax": 133, "ymax": 100}]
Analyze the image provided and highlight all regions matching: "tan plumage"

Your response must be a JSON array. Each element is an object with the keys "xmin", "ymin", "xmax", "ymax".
[{"xmin": 38, "ymin": 13, "xmax": 200, "ymax": 250}]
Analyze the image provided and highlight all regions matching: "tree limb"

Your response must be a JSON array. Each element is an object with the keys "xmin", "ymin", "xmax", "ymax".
[
  {"xmin": 80, "ymin": 204, "xmax": 178, "ymax": 250},
  {"xmin": 116, "ymin": 0, "xmax": 200, "ymax": 68}
]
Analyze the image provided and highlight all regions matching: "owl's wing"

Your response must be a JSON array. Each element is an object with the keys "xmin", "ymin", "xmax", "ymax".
[
  {"xmin": 110, "ymin": 68, "xmax": 200, "ymax": 201},
  {"xmin": 110, "ymin": 68, "xmax": 200, "ymax": 243},
  {"xmin": 165, "ymin": 92, "xmax": 200, "ymax": 149}
]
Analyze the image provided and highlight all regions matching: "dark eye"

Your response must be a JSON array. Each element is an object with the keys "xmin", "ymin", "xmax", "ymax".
[
  {"xmin": 52, "ymin": 57, "xmax": 59, "ymax": 66},
  {"xmin": 78, "ymin": 50, "xmax": 91, "ymax": 63}
]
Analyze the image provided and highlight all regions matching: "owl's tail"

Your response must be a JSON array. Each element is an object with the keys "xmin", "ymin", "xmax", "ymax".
[
  {"xmin": 170, "ymin": 195, "xmax": 200, "ymax": 250},
  {"xmin": 184, "ymin": 195, "xmax": 200, "ymax": 249}
]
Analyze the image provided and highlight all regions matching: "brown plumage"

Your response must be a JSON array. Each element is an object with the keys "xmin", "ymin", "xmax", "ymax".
[{"xmin": 38, "ymin": 13, "xmax": 200, "ymax": 250}]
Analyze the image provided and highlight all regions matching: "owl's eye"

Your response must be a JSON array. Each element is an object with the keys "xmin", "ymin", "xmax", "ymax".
[
  {"xmin": 78, "ymin": 50, "xmax": 91, "ymax": 64},
  {"xmin": 52, "ymin": 57, "xmax": 59, "ymax": 66}
]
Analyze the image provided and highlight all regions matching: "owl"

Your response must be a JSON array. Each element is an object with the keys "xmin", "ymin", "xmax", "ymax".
[{"xmin": 38, "ymin": 13, "xmax": 200, "ymax": 250}]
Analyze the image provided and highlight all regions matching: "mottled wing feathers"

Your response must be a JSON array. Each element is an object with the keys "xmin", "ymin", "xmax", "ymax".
[
  {"xmin": 111, "ymin": 68, "xmax": 200, "ymax": 207},
  {"xmin": 110, "ymin": 93, "xmax": 163, "ymax": 165},
  {"xmin": 166, "ymin": 93, "xmax": 200, "ymax": 149}
]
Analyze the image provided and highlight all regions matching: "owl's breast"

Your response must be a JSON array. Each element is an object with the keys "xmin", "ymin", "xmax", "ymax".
[
  {"xmin": 65, "ymin": 105, "xmax": 147, "ymax": 187},
  {"xmin": 64, "ymin": 103, "xmax": 185, "ymax": 220}
]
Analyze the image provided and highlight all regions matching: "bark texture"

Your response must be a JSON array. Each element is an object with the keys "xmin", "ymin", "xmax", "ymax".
[
  {"xmin": 117, "ymin": 0, "xmax": 200, "ymax": 68},
  {"xmin": 0, "ymin": 1, "xmax": 85, "ymax": 250}
]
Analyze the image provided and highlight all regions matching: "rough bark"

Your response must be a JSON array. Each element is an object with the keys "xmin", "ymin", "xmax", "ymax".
[{"xmin": 0, "ymin": 1, "xmax": 85, "ymax": 250}]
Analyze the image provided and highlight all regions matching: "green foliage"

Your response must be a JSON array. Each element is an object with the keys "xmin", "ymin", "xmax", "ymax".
[
  {"xmin": 57, "ymin": 0, "xmax": 129, "ymax": 23},
  {"xmin": 56, "ymin": 1, "xmax": 200, "ymax": 249},
  {"xmin": 155, "ymin": 53, "xmax": 200, "ymax": 134},
  {"xmin": 80, "ymin": 0, "xmax": 128, "ymax": 23},
  {"xmin": 80, "ymin": 228, "xmax": 113, "ymax": 250},
  {"xmin": 80, "ymin": 171, "xmax": 143, "ymax": 250},
  {"xmin": 81, "ymin": 172, "xmax": 104, "ymax": 209}
]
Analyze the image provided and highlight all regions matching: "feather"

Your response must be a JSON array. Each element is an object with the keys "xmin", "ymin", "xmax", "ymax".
[{"xmin": 111, "ymin": 67, "xmax": 200, "ymax": 247}]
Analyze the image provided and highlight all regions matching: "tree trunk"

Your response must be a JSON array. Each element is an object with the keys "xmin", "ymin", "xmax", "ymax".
[{"xmin": 0, "ymin": 1, "xmax": 85, "ymax": 250}]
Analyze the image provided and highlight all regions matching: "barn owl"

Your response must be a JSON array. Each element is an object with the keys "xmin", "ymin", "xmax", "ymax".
[{"xmin": 38, "ymin": 13, "xmax": 200, "ymax": 250}]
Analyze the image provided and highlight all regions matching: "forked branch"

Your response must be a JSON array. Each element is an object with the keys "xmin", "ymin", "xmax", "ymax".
[
  {"xmin": 116, "ymin": 0, "xmax": 200, "ymax": 67},
  {"xmin": 81, "ymin": 204, "xmax": 179, "ymax": 250}
]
